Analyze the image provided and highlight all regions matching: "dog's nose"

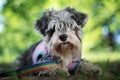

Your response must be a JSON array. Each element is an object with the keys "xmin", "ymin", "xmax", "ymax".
[{"xmin": 59, "ymin": 34, "xmax": 67, "ymax": 42}]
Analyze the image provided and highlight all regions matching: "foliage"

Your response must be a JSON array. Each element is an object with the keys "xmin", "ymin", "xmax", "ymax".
[{"xmin": 0, "ymin": 0, "xmax": 120, "ymax": 63}]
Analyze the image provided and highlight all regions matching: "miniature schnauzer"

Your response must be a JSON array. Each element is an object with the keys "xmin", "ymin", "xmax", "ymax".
[{"xmin": 13, "ymin": 7, "xmax": 102, "ymax": 76}]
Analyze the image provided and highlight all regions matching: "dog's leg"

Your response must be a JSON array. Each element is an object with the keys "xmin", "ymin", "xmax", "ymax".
[
  {"xmin": 76, "ymin": 59, "xmax": 102, "ymax": 76},
  {"xmin": 58, "ymin": 61, "xmax": 70, "ymax": 76},
  {"xmin": 63, "ymin": 66, "xmax": 70, "ymax": 76}
]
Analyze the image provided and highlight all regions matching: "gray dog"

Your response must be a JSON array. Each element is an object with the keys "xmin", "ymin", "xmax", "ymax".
[{"xmin": 13, "ymin": 7, "xmax": 102, "ymax": 76}]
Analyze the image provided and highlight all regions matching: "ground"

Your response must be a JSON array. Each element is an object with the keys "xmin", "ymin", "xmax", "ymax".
[{"xmin": 0, "ymin": 51, "xmax": 120, "ymax": 80}]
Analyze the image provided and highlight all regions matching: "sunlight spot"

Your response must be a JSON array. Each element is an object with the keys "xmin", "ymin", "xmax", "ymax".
[
  {"xmin": 0, "ymin": 24, "xmax": 4, "ymax": 32},
  {"xmin": 102, "ymin": 26, "xmax": 109, "ymax": 36},
  {"xmin": 0, "ymin": 0, "xmax": 6, "ymax": 10},
  {"xmin": 115, "ymin": 35, "xmax": 120, "ymax": 44},
  {"xmin": 0, "ymin": 15, "xmax": 4, "ymax": 32}
]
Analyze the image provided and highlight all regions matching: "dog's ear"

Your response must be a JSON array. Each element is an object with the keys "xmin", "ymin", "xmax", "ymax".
[
  {"xmin": 35, "ymin": 11, "xmax": 52, "ymax": 36},
  {"xmin": 65, "ymin": 7, "xmax": 88, "ymax": 28}
]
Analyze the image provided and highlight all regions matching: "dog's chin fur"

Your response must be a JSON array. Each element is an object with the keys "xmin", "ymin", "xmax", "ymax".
[
  {"xmin": 49, "ymin": 39, "xmax": 81, "ymax": 76},
  {"xmin": 46, "ymin": 30, "xmax": 81, "ymax": 70}
]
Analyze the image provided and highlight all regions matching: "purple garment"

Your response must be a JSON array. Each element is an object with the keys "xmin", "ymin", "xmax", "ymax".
[
  {"xmin": 32, "ymin": 41, "xmax": 81, "ymax": 71},
  {"xmin": 32, "ymin": 41, "xmax": 48, "ymax": 64}
]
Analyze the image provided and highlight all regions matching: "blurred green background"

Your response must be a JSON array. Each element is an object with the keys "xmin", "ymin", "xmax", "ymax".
[
  {"xmin": 0, "ymin": 0, "xmax": 120, "ymax": 79},
  {"xmin": 0, "ymin": 0, "xmax": 120, "ymax": 63},
  {"xmin": 0, "ymin": 0, "xmax": 120, "ymax": 75}
]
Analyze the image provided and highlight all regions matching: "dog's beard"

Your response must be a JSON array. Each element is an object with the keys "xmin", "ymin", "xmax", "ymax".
[
  {"xmin": 47, "ymin": 31, "xmax": 81, "ymax": 65},
  {"xmin": 54, "ymin": 42, "xmax": 74, "ymax": 56}
]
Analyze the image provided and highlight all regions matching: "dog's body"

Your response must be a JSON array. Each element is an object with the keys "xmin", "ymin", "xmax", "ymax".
[{"xmin": 13, "ymin": 7, "xmax": 102, "ymax": 76}]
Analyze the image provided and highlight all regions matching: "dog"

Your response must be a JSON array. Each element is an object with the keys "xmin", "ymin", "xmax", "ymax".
[{"xmin": 13, "ymin": 7, "xmax": 102, "ymax": 76}]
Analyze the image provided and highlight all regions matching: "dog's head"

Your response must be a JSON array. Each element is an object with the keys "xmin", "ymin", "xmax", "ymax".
[{"xmin": 35, "ymin": 7, "xmax": 87, "ymax": 59}]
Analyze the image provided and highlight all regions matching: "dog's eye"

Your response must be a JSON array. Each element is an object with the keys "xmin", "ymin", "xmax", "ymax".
[
  {"xmin": 46, "ymin": 29, "xmax": 54, "ymax": 36},
  {"xmin": 45, "ymin": 26, "xmax": 55, "ymax": 36},
  {"xmin": 74, "ymin": 27, "xmax": 79, "ymax": 31},
  {"xmin": 74, "ymin": 27, "xmax": 82, "ymax": 31}
]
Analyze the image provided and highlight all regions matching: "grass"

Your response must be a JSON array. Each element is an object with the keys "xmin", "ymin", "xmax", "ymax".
[
  {"xmin": 0, "ymin": 51, "xmax": 120, "ymax": 80},
  {"xmin": 83, "ymin": 51, "xmax": 120, "ymax": 62},
  {"xmin": 0, "ymin": 51, "xmax": 120, "ymax": 64},
  {"xmin": 82, "ymin": 51, "xmax": 120, "ymax": 80}
]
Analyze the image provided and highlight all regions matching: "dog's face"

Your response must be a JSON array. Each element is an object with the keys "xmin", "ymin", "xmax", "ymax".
[{"xmin": 35, "ymin": 7, "xmax": 87, "ymax": 61}]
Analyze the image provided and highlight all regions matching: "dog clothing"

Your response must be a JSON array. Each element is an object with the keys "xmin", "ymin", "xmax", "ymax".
[{"xmin": 32, "ymin": 41, "xmax": 81, "ymax": 74}]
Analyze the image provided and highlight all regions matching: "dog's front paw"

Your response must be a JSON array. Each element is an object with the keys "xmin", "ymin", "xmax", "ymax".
[
  {"xmin": 77, "ymin": 59, "xmax": 102, "ymax": 76},
  {"xmin": 37, "ymin": 69, "xmax": 58, "ymax": 77}
]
